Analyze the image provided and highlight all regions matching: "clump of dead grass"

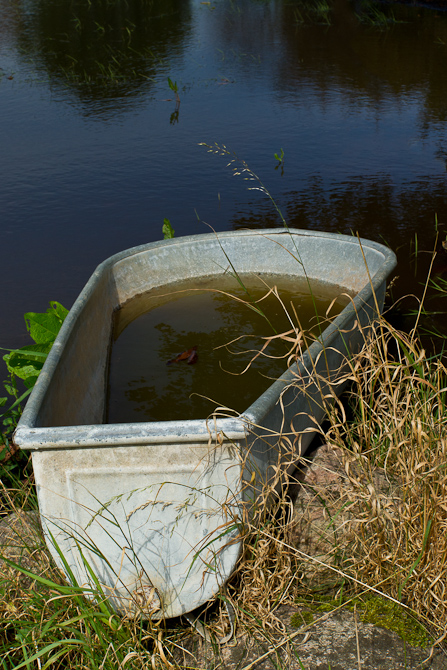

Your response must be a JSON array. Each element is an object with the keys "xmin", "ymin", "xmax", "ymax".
[
  {"xmin": 318, "ymin": 314, "xmax": 447, "ymax": 640},
  {"xmin": 166, "ymin": 301, "xmax": 447, "ymax": 657},
  {"xmin": 217, "ymin": 308, "xmax": 447, "ymax": 651},
  {"xmin": 227, "ymin": 464, "xmax": 301, "ymax": 634}
]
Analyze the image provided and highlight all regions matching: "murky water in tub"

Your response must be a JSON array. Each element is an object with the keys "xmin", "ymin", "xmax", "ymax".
[{"xmin": 106, "ymin": 274, "xmax": 352, "ymax": 423}]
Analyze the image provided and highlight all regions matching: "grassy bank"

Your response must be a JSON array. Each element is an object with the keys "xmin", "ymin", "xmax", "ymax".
[{"xmin": 1, "ymin": 283, "xmax": 447, "ymax": 667}]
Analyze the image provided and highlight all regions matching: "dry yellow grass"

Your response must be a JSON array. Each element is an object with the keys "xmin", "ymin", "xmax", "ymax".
[{"xmin": 322, "ymin": 316, "xmax": 447, "ymax": 640}]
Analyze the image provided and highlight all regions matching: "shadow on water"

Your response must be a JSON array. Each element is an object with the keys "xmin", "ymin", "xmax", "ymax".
[
  {"xmin": 228, "ymin": 174, "xmax": 447, "ymax": 339},
  {"xmin": 212, "ymin": 0, "xmax": 447, "ymax": 126}
]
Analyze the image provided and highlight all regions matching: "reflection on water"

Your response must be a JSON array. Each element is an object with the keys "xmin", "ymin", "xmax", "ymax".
[
  {"xmin": 0, "ymin": 0, "xmax": 447, "ymax": 347},
  {"xmin": 15, "ymin": 0, "xmax": 192, "ymax": 112}
]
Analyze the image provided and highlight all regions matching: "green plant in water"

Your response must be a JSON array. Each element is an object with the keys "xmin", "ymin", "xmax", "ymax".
[
  {"xmin": 274, "ymin": 147, "xmax": 285, "ymax": 175},
  {"xmin": 167, "ymin": 76, "xmax": 180, "ymax": 106},
  {"xmin": 274, "ymin": 147, "xmax": 284, "ymax": 165},
  {"xmin": 162, "ymin": 217, "xmax": 175, "ymax": 239}
]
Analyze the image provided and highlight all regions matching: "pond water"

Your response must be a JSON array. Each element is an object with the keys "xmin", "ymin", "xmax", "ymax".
[
  {"xmin": 1, "ymin": 0, "xmax": 447, "ymax": 348},
  {"xmin": 106, "ymin": 274, "xmax": 350, "ymax": 422}
]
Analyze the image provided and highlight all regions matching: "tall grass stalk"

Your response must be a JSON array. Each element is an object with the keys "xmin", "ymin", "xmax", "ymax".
[{"xmin": 198, "ymin": 143, "xmax": 328, "ymax": 340}]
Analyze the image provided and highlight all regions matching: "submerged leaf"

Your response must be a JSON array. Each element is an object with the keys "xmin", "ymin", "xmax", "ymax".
[{"xmin": 167, "ymin": 345, "xmax": 198, "ymax": 365}]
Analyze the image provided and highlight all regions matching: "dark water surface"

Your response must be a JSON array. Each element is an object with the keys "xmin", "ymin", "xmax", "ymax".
[
  {"xmin": 106, "ymin": 274, "xmax": 350, "ymax": 422},
  {"xmin": 1, "ymin": 0, "xmax": 447, "ymax": 347}
]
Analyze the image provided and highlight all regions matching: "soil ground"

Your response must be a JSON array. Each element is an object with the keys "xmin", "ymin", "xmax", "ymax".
[{"xmin": 177, "ymin": 605, "xmax": 446, "ymax": 670}]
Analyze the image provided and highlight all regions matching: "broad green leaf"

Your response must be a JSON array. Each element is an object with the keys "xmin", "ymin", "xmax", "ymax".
[
  {"xmin": 24, "ymin": 310, "xmax": 62, "ymax": 344},
  {"xmin": 0, "ymin": 302, "xmax": 67, "ymax": 417},
  {"xmin": 4, "ymin": 359, "xmax": 41, "ymax": 383},
  {"xmin": 4, "ymin": 344, "xmax": 52, "ymax": 389},
  {"xmin": 8, "ymin": 364, "xmax": 40, "ymax": 386},
  {"xmin": 49, "ymin": 300, "xmax": 69, "ymax": 323},
  {"xmin": 4, "ymin": 344, "xmax": 50, "ymax": 378},
  {"xmin": 5, "ymin": 360, "xmax": 42, "ymax": 380},
  {"xmin": 24, "ymin": 302, "xmax": 68, "ymax": 345},
  {"xmin": 3, "ymin": 342, "xmax": 52, "ymax": 362}
]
